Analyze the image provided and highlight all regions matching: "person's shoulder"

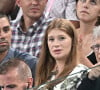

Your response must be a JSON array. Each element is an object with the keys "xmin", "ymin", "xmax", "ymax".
[
  {"xmin": 76, "ymin": 64, "xmax": 89, "ymax": 71},
  {"xmin": 69, "ymin": 64, "xmax": 88, "ymax": 77},
  {"xmin": 10, "ymin": 16, "xmax": 22, "ymax": 29},
  {"xmin": 42, "ymin": 17, "xmax": 55, "ymax": 27},
  {"xmin": 12, "ymin": 48, "xmax": 37, "ymax": 62}
]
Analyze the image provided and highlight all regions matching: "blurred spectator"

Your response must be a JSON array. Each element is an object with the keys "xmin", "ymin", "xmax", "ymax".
[
  {"xmin": 0, "ymin": 0, "xmax": 21, "ymax": 20},
  {"xmin": 0, "ymin": 13, "xmax": 37, "ymax": 81},
  {"xmin": 76, "ymin": 0, "xmax": 100, "ymax": 67},
  {"xmin": 47, "ymin": 0, "xmax": 80, "ymax": 28},
  {"xmin": 0, "ymin": 58, "xmax": 33, "ymax": 90},
  {"xmin": 11, "ymin": 0, "xmax": 52, "ymax": 57},
  {"xmin": 0, "ymin": 0, "xmax": 16, "ymax": 15},
  {"xmin": 77, "ymin": 23, "xmax": 100, "ymax": 90}
]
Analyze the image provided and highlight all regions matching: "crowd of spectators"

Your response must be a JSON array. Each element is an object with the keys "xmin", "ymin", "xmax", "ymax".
[{"xmin": 0, "ymin": 0, "xmax": 100, "ymax": 90}]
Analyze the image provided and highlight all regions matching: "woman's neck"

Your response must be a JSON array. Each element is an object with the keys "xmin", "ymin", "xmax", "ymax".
[
  {"xmin": 79, "ymin": 21, "xmax": 95, "ymax": 36},
  {"xmin": 55, "ymin": 60, "xmax": 65, "ymax": 76}
]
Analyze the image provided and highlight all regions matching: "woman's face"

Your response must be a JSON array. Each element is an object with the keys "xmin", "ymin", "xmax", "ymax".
[
  {"xmin": 77, "ymin": 0, "xmax": 100, "ymax": 22},
  {"xmin": 47, "ymin": 28, "xmax": 72, "ymax": 61}
]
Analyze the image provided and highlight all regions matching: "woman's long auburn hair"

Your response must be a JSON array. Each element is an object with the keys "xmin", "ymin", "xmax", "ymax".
[{"xmin": 35, "ymin": 18, "xmax": 78, "ymax": 86}]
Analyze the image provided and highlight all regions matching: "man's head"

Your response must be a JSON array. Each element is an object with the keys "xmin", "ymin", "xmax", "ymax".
[
  {"xmin": 0, "ymin": 0, "xmax": 16, "ymax": 15},
  {"xmin": 16, "ymin": 0, "xmax": 47, "ymax": 20},
  {"xmin": 0, "ymin": 58, "xmax": 33, "ymax": 90},
  {"xmin": 91, "ymin": 26, "xmax": 100, "ymax": 62},
  {"xmin": 0, "ymin": 13, "xmax": 12, "ymax": 53}
]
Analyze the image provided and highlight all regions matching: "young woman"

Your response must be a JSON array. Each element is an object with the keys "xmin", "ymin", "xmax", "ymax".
[
  {"xmin": 76, "ymin": 0, "xmax": 100, "ymax": 67},
  {"xmin": 77, "ymin": 26, "xmax": 100, "ymax": 90},
  {"xmin": 35, "ymin": 18, "xmax": 88, "ymax": 90}
]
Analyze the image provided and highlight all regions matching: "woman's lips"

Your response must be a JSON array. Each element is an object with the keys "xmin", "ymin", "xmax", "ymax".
[
  {"xmin": 80, "ymin": 11, "xmax": 89, "ymax": 14},
  {"xmin": 53, "ymin": 49, "xmax": 61, "ymax": 54}
]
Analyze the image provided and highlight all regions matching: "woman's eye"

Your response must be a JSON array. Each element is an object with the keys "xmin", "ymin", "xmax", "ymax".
[
  {"xmin": 59, "ymin": 37, "xmax": 65, "ymax": 41},
  {"xmin": 90, "ymin": 0, "xmax": 97, "ymax": 5},
  {"xmin": 48, "ymin": 38, "xmax": 54, "ymax": 41},
  {"xmin": 79, "ymin": 0, "xmax": 97, "ymax": 5},
  {"xmin": 79, "ymin": 0, "xmax": 86, "ymax": 3}
]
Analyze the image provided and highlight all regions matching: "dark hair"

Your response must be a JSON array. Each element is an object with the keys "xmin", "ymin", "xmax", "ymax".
[
  {"xmin": 96, "ymin": 16, "xmax": 100, "ymax": 26},
  {"xmin": 0, "ymin": 13, "xmax": 10, "ymax": 23},
  {"xmin": 76, "ymin": 0, "xmax": 78, "ymax": 3}
]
